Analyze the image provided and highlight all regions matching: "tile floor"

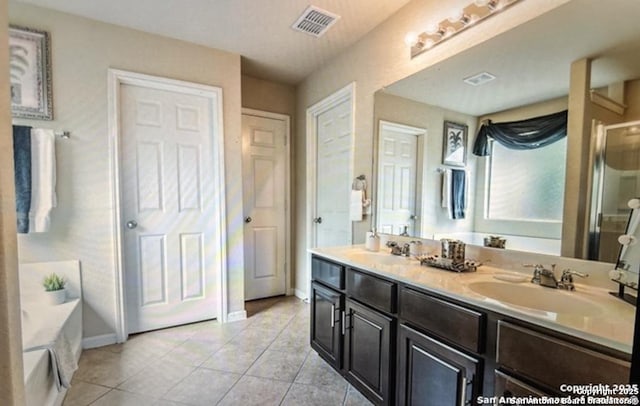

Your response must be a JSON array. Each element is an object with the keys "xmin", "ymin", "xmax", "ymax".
[{"xmin": 63, "ymin": 296, "xmax": 373, "ymax": 406}]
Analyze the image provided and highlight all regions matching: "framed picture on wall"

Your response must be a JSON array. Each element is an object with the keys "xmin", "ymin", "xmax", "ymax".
[
  {"xmin": 9, "ymin": 25, "xmax": 53, "ymax": 120},
  {"xmin": 442, "ymin": 121, "xmax": 467, "ymax": 167}
]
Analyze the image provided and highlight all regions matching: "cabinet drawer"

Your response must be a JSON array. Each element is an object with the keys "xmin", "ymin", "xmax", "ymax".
[
  {"xmin": 347, "ymin": 268, "xmax": 396, "ymax": 313},
  {"xmin": 494, "ymin": 370, "xmax": 549, "ymax": 400},
  {"xmin": 400, "ymin": 287, "xmax": 485, "ymax": 353},
  {"xmin": 497, "ymin": 321, "xmax": 630, "ymax": 390},
  {"xmin": 312, "ymin": 256, "xmax": 344, "ymax": 290}
]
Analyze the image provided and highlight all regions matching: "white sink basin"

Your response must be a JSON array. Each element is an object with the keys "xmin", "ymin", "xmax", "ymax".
[{"xmin": 467, "ymin": 281, "xmax": 603, "ymax": 316}]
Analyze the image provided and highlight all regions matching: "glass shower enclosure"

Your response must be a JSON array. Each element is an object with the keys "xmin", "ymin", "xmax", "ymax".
[{"xmin": 590, "ymin": 120, "xmax": 640, "ymax": 264}]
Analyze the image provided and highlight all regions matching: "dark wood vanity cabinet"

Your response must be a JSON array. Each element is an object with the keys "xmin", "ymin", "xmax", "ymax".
[
  {"xmin": 397, "ymin": 286, "xmax": 485, "ymax": 406},
  {"xmin": 344, "ymin": 298, "xmax": 394, "ymax": 405},
  {"xmin": 310, "ymin": 281, "xmax": 343, "ymax": 369},
  {"xmin": 495, "ymin": 321, "xmax": 631, "ymax": 396},
  {"xmin": 310, "ymin": 254, "xmax": 632, "ymax": 406},
  {"xmin": 493, "ymin": 370, "xmax": 551, "ymax": 404},
  {"xmin": 311, "ymin": 256, "xmax": 396, "ymax": 405},
  {"xmin": 397, "ymin": 324, "xmax": 481, "ymax": 406}
]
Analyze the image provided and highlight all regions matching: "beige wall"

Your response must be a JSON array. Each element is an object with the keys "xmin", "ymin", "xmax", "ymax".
[
  {"xmin": 294, "ymin": 0, "xmax": 571, "ymax": 295},
  {"xmin": 374, "ymin": 92, "xmax": 477, "ymax": 236},
  {"xmin": 9, "ymin": 3, "xmax": 244, "ymax": 339},
  {"xmin": 241, "ymin": 75, "xmax": 296, "ymax": 117},
  {"xmin": 1, "ymin": 0, "xmax": 26, "ymax": 402}
]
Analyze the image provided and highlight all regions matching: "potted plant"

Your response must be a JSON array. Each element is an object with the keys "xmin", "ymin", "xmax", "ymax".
[{"xmin": 42, "ymin": 273, "xmax": 66, "ymax": 305}]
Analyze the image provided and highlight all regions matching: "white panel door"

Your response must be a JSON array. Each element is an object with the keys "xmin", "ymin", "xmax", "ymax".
[
  {"xmin": 121, "ymin": 83, "xmax": 219, "ymax": 334},
  {"xmin": 315, "ymin": 99, "xmax": 352, "ymax": 247},
  {"xmin": 242, "ymin": 113, "xmax": 287, "ymax": 300},
  {"xmin": 377, "ymin": 122, "xmax": 420, "ymax": 236}
]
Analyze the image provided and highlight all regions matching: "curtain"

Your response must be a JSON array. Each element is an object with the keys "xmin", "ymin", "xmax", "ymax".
[{"xmin": 472, "ymin": 110, "xmax": 568, "ymax": 156}]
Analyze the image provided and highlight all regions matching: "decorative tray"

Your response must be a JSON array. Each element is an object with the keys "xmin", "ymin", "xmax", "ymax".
[{"xmin": 416, "ymin": 255, "xmax": 481, "ymax": 273}]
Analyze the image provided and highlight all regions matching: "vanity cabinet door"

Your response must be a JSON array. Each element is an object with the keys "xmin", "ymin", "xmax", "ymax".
[
  {"xmin": 344, "ymin": 298, "xmax": 394, "ymax": 405},
  {"xmin": 494, "ymin": 370, "xmax": 549, "ymax": 405},
  {"xmin": 310, "ymin": 282, "xmax": 343, "ymax": 369},
  {"xmin": 397, "ymin": 324, "xmax": 481, "ymax": 406}
]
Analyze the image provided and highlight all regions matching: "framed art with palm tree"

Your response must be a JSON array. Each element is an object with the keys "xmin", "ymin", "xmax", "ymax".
[
  {"xmin": 9, "ymin": 25, "xmax": 53, "ymax": 120},
  {"xmin": 442, "ymin": 121, "xmax": 467, "ymax": 167}
]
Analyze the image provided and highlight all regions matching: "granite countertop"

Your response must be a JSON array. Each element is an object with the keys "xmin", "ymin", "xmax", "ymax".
[{"xmin": 309, "ymin": 245, "xmax": 635, "ymax": 356}]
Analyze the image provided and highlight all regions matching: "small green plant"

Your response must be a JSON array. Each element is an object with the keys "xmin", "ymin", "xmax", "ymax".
[{"xmin": 42, "ymin": 273, "xmax": 66, "ymax": 292}]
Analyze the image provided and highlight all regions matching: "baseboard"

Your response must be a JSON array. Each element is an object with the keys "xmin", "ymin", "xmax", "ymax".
[
  {"xmin": 294, "ymin": 288, "xmax": 308, "ymax": 302},
  {"xmin": 82, "ymin": 333, "xmax": 117, "ymax": 349},
  {"xmin": 227, "ymin": 310, "xmax": 247, "ymax": 322}
]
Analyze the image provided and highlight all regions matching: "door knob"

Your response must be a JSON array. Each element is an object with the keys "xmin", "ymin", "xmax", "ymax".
[
  {"xmin": 245, "ymin": 216, "xmax": 252, "ymax": 223},
  {"xmin": 313, "ymin": 217, "xmax": 323, "ymax": 224},
  {"xmin": 126, "ymin": 220, "xmax": 138, "ymax": 229}
]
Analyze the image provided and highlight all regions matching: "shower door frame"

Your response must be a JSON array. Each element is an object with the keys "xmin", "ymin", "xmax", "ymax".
[{"xmin": 588, "ymin": 119, "xmax": 640, "ymax": 260}]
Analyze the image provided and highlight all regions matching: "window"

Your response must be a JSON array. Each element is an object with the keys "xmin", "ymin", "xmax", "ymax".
[{"xmin": 487, "ymin": 138, "xmax": 567, "ymax": 222}]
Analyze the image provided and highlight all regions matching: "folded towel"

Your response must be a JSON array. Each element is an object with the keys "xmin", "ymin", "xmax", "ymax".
[
  {"xmin": 13, "ymin": 125, "xmax": 32, "ymax": 233},
  {"xmin": 24, "ymin": 333, "xmax": 78, "ymax": 391},
  {"xmin": 29, "ymin": 128, "xmax": 57, "ymax": 233},
  {"xmin": 350, "ymin": 189, "xmax": 364, "ymax": 221},
  {"xmin": 451, "ymin": 169, "xmax": 466, "ymax": 220}
]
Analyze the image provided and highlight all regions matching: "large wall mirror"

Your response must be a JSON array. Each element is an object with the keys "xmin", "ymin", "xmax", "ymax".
[{"xmin": 372, "ymin": 0, "xmax": 640, "ymax": 264}]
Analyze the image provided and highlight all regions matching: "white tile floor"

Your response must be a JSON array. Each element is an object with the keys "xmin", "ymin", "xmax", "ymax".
[{"xmin": 63, "ymin": 296, "xmax": 373, "ymax": 405}]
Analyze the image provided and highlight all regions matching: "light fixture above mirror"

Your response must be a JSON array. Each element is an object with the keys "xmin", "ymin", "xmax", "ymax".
[{"xmin": 406, "ymin": 0, "xmax": 522, "ymax": 59}]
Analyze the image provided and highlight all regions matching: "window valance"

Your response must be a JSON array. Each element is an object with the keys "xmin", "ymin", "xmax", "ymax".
[{"xmin": 472, "ymin": 110, "xmax": 568, "ymax": 156}]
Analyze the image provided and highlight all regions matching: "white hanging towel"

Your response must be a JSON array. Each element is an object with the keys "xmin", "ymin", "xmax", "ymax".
[
  {"xmin": 441, "ymin": 169, "xmax": 452, "ymax": 217},
  {"xmin": 29, "ymin": 128, "xmax": 57, "ymax": 232},
  {"xmin": 350, "ymin": 190, "xmax": 364, "ymax": 221}
]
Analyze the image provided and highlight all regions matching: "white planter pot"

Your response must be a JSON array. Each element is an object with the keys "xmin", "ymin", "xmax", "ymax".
[{"xmin": 44, "ymin": 289, "xmax": 66, "ymax": 305}]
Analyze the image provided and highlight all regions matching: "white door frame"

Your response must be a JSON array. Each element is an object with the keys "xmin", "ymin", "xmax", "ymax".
[
  {"xmin": 305, "ymin": 82, "xmax": 356, "ymax": 299},
  {"xmin": 108, "ymin": 69, "xmax": 228, "ymax": 342},
  {"xmin": 241, "ymin": 108, "xmax": 292, "ymax": 296}
]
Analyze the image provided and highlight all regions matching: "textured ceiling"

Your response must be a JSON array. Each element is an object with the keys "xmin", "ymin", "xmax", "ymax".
[{"xmin": 12, "ymin": 0, "xmax": 413, "ymax": 84}]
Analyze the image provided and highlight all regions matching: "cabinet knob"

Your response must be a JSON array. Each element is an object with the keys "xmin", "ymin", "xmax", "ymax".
[
  {"xmin": 313, "ymin": 217, "xmax": 323, "ymax": 224},
  {"xmin": 126, "ymin": 220, "xmax": 138, "ymax": 229}
]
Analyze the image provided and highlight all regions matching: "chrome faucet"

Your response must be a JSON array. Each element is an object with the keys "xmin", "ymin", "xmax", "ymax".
[
  {"xmin": 386, "ymin": 241, "xmax": 411, "ymax": 257},
  {"xmin": 559, "ymin": 269, "xmax": 589, "ymax": 291},
  {"xmin": 527, "ymin": 264, "xmax": 588, "ymax": 290},
  {"xmin": 528, "ymin": 264, "xmax": 559, "ymax": 288}
]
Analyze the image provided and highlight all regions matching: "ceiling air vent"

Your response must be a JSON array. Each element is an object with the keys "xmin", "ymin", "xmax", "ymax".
[
  {"xmin": 463, "ymin": 72, "xmax": 497, "ymax": 86},
  {"xmin": 292, "ymin": 6, "xmax": 340, "ymax": 37}
]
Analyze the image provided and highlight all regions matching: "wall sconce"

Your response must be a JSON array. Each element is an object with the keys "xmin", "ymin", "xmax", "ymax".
[{"xmin": 406, "ymin": 0, "xmax": 522, "ymax": 59}]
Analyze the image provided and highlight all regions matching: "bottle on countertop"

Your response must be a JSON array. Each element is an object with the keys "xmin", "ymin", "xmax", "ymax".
[{"xmin": 366, "ymin": 228, "xmax": 380, "ymax": 252}]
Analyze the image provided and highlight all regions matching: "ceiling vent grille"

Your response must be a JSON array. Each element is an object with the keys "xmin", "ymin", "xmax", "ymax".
[
  {"xmin": 463, "ymin": 72, "xmax": 497, "ymax": 86},
  {"xmin": 292, "ymin": 6, "xmax": 340, "ymax": 37}
]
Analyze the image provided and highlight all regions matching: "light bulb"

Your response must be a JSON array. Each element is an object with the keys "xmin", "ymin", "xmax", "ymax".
[
  {"xmin": 628, "ymin": 198, "xmax": 640, "ymax": 209},
  {"xmin": 488, "ymin": 0, "xmax": 504, "ymax": 11},
  {"xmin": 425, "ymin": 23, "xmax": 440, "ymax": 35},
  {"xmin": 448, "ymin": 9, "xmax": 464, "ymax": 23},
  {"xmin": 404, "ymin": 32, "xmax": 419, "ymax": 47},
  {"xmin": 618, "ymin": 234, "xmax": 637, "ymax": 246}
]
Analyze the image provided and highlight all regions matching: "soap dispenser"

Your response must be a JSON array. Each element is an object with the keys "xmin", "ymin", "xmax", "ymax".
[{"xmin": 366, "ymin": 228, "xmax": 380, "ymax": 252}]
